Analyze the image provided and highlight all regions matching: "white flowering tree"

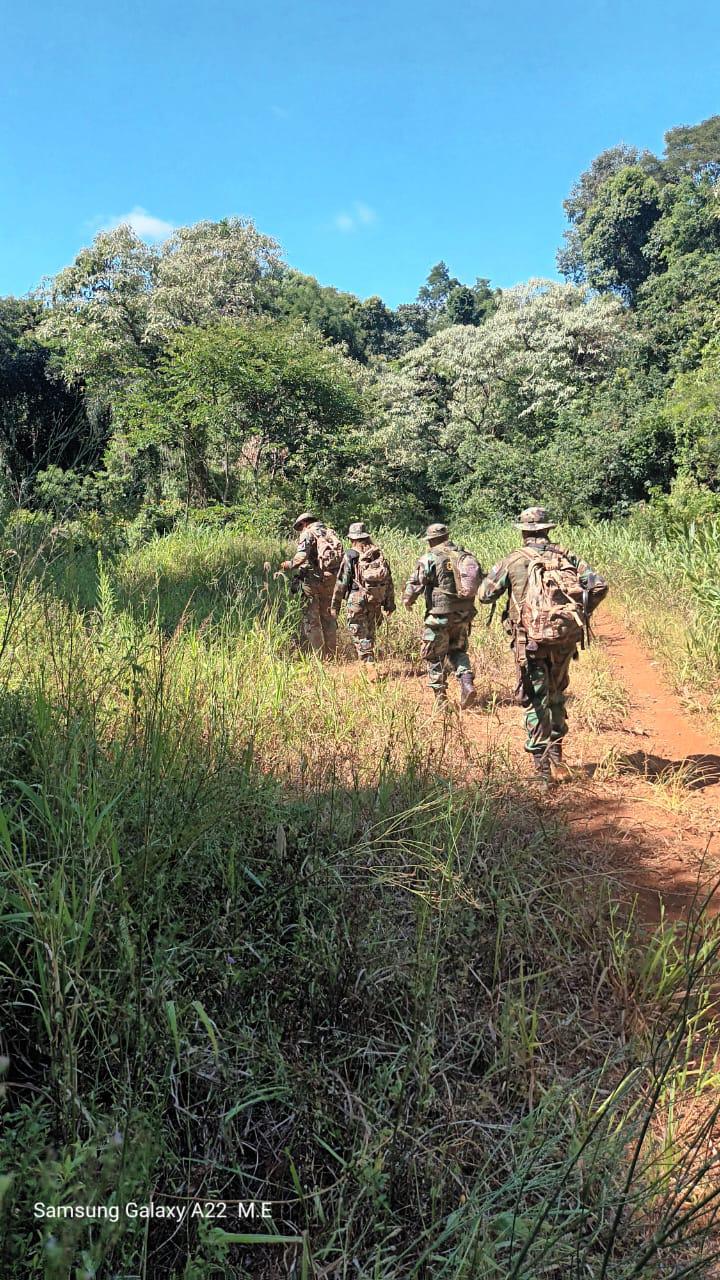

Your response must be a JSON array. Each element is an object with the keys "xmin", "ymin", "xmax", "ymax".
[
  {"xmin": 40, "ymin": 218, "xmax": 281, "ymax": 402},
  {"xmin": 374, "ymin": 279, "xmax": 630, "ymax": 516}
]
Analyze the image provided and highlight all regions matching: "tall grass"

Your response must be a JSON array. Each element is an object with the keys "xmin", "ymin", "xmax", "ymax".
[
  {"xmin": 1, "ymin": 523, "xmax": 720, "ymax": 1277},
  {"xmin": 568, "ymin": 517, "xmax": 720, "ymax": 719}
]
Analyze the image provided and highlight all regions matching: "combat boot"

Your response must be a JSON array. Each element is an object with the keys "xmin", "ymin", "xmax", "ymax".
[
  {"xmin": 459, "ymin": 672, "xmax": 478, "ymax": 710},
  {"xmin": 548, "ymin": 742, "xmax": 573, "ymax": 781},
  {"xmin": 531, "ymin": 751, "xmax": 553, "ymax": 790}
]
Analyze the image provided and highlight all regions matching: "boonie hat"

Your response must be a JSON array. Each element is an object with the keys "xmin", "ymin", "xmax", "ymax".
[
  {"xmin": 515, "ymin": 506, "xmax": 555, "ymax": 532},
  {"xmin": 348, "ymin": 522, "xmax": 371, "ymax": 540},
  {"xmin": 293, "ymin": 511, "xmax": 317, "ymax": 530},
  {"xmin": 425, "ymin": 522, "xmax": 449, "ymax": 540}
]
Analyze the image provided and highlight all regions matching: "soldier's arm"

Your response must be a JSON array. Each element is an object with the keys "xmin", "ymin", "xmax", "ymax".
[
  {"xmin": 331, "ymin": 554, "xmax": 352, "ymax": 612},
  {"xmin": 282, "ymin": 532, "xmax": 316, "ymax": 573},
  {"xmin": 570, "ymin": 553, "xmax": 609, "ymax": 601},
  {"xmin": 477, "ymin": 558, "xmax": 511, "ymax": 605},
  {"xmin": 403, "ymin": 556, "xmax": 431, "ymax": 609}
]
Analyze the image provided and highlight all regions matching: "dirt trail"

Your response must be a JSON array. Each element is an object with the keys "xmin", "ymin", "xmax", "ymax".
[
  {"xmin": 562, "ymin": 613, "xmax": 720, "ymax": 922},
  {"xmin": 393, "ymin": 610, "xmax": 720, "ymax": 924}
]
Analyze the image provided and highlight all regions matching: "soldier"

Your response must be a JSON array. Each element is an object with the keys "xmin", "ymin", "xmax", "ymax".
[
  {"xmin": 403, "ymin": 523, "xmax": 479, "ymax": 709},
  {"xmin": 278, "ymin": 512, "xmax": 343, "ymax": 657},
  {"xmin": 478, "ymin": 506, "xmax": 608, "ymax": 785},
  {"xmin": 330, "ymin": 522, "xmax": 396, "ymax": 663}
]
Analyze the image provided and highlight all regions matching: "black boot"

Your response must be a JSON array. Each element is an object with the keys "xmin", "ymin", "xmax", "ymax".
[
  {"xmin": 532, "ymin": 751, "xmax": 552, "ymax": 788},
  {"xmin": 548, "ymin": 742, "xmax": 572, "ymax": 780},
  {"xmin": 459, "ymin": 672, "xmax": 478, "ymax": 709}
]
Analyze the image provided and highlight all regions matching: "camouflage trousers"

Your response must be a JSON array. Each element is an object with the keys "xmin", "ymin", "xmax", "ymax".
[
  {"xmin": 421, "ymin": 612, "xmax": 473, "ymax": 693},
  {"xmin": 346, "ymin": 592, "xmax": 382, "ymax": 660},
  {"xmin": 300, "ymin": 576, "xmax": 337, "ymax": 657},
  {"xmin": 520, "ymin": 644, "xmax": 576, "ymax": 755}
]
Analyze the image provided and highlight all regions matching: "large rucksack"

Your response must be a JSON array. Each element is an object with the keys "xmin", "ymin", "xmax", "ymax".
[
  {"xmin": 312, "ymin": 523, "xmax": 343, "ymax": 575},
  {"xmin": 517, "ymin": 548, "xmax": 586, "ymax": 648},
  {"xmin": 356, "ymin": 545, "xmax": 391, "ymax": 605}
]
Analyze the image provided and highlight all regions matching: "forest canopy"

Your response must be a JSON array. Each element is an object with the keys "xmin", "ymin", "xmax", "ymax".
[{"xmin": 2, "ymin": 113, "xmax": 720, "ymax": 533}]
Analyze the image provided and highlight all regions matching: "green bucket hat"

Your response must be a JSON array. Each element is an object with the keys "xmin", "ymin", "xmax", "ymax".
[{"xmin": 347, "ymin": 522, "xmax": 371, "ymax": 540}]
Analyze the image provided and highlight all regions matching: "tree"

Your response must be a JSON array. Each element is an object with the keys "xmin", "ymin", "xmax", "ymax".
[
  {"xmin": 41, "ymin": 218, "xmax": 281, "ymax": 404},
  {"xmin": 662, "ymin": 115, "xmax": 720, "ymax": 181},
  {"xmin": 557, "ymin": 144, "xmax": 654, "ymax": 281},
  {"xmin": 268, "ymin": 270, "xmax": 366, "ymax": 359},
  {"xmin": 0, "ymin": 298, "xmax": 103, "ymax": 504},
  {"xmin": 147, "ymin": 218, "xmax": 280, "ymax": 337},
  {"xmin": 417, "ymin": 261, "xmax": 459, "ymax": 315},
  {"xmin": 375, "ymin": 281, "xmax": 628, "ymax": 517},
  {"xmin": 637, "ymin": 251, "xmax": 720, "ymax": 373},
  {"xmin": 579, "ymin": 167, "xmax": 662, "ymax": 301},
  {"xmin": 665, "ymin": 338, "xmax": 720, "ymax": 488},
  {"xmin": 113, "ymin": 320, "xmax": 368, "ymax": 510},
  {"xmin": 41, "ymin": 226, "xmax": 159, "ymax": 399}
]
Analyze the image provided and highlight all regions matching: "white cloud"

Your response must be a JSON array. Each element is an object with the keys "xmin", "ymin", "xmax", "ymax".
[
  {"xmin": 333, "ymin": 202, "xmax": 378, "ymax": 233},
  {"xmin": 102, "ymin": 206, "xmax": 174, "ymax": 242}
]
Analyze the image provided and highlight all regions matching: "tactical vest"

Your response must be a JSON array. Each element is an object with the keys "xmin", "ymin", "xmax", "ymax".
[{"xmin": 425, "ymin": 543, "xmax": 476, "ymax": 617}]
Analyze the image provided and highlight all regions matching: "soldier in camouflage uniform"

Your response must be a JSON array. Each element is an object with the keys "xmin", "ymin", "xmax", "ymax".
[
  {"xmin": 403, "ymin": 523, "xmax": 478, "ymax": 709},
  {"xmin": 330, "ymin": 522, "xmax": 396, "ymax": 662},
  {"xmin": 478, "ymin": 507, "xmax": 608, "ymax": 783},
  {"xmin": 279, "ymin": 512, "xmax": 340, "ymax": 657}
]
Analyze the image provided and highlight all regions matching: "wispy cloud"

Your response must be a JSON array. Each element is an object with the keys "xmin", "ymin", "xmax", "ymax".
[
  {"xmin": 333, "ymin": 202, "xmax": 378, "ymax": 233},
  {"xmin": 101, "ymin": 206, "xmax": 175, "ymax": 242}
]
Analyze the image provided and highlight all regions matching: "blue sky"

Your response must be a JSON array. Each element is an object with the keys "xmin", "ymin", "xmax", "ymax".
[{"xmin": 1, "ymin": 0, "xmax": 719, "ymax": 306}]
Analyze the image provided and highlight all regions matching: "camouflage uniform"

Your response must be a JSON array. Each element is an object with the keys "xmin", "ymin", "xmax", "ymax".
[
  {"xmin": 284, "ymin": 516, "xmax": 339, "ymax": 657},
  {"xmin": 478, "ymin": 509, "xmax": 607, "ymax": 760},
  {"xmin": 403, "ymin": 526, "xmax": 477, "ymax": 701},
  {"xmin": 331, "ymin": 527, "xmax": 396, "ymax": 661}
]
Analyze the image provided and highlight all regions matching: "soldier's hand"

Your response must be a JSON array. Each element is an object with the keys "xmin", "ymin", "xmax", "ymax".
[
  {"xmin": 404, "ymin": 599, "xmax": 414, "ymax": 612},
  {"xmin": 329, "ymin": 608, "xmax": 338, "ymax": 620},
  {"xmin": 280, "ymin": 560, "xmax": 292, "ymax": 571},
  {"xmin": 384, "ymin": 605, "xmax": 396, "ymax": 617}
]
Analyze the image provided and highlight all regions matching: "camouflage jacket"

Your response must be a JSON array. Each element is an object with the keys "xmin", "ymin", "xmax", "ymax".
[
  {"xmin": 403, "ymin": 541, "xmax": 477, "ymax": 619},
  {"xmin": 332, "ymin": 546, "xmax": 396, "ymax": 613},
  {"xmin": 478, "ymin": 538, "xmax": 608, "ymax": 633}
]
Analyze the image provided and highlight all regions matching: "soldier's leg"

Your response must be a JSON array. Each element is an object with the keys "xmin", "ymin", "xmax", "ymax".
[
  {"xmin": 318, "ymin": 577, "xmax": 338, "ymax": 658},
  {"xmin": 446, "ymin": 617, "xmax": 477, "ymax": 707},
  {"xmin": 346, "ymin": 598, "xmax": 375, "ymax": 660},
  {"xmin": 524, "ymin": 655, "xmax": 553, "ymax": 755},
  {"xmin": 446, "ymin": 617, "xmax": 472, "ymax": 679},
  {"xmin": 420, "ymin": 616, "xmax": 450, "ymax": 694},
  {"xmin": 300, "ymin": 591, "xmax": 324, "ymax": 654},
  {"xmin": 548, "ymin": 649, "xmax": 574, "ymax": 743}
]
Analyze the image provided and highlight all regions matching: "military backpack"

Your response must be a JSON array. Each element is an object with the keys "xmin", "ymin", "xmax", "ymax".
[
  {"xmin": 312, "ymin": 523, "xmax": 343, "ymax": 575},
  {"xmin": 516, "ymin": 548, "xmax": 586, "ymax": 648},
  {"xmin": 356, "ymin": 545, "xmax": 391, "ymax": 605}
]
